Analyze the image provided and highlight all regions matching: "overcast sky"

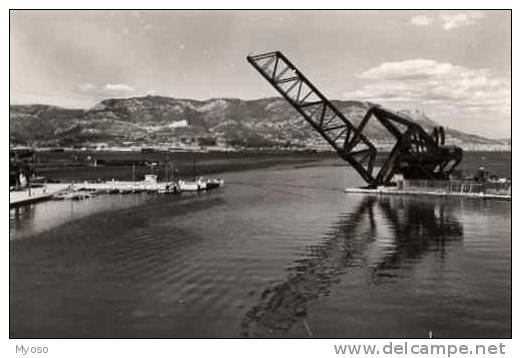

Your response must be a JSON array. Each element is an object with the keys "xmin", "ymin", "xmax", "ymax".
[{"xmin": 10, "ymin": 10, "xmax": 511, "ymax": 138}]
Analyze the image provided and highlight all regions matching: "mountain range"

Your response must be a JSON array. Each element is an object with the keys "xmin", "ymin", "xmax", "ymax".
[{"xmin": 9, "ymin": 95, "xmax": 509, "ymax": 149}]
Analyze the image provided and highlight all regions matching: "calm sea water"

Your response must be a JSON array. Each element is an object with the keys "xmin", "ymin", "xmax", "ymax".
[{"xmin": 9, "ymin": 157, "xmax": 511, "ymax": 338}]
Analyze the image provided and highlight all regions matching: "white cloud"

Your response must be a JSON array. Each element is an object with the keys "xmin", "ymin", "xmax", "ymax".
[
  {"xmin": 409, "ymin": 11, "xmax": 486, "ymax": 31},
  {"xmin": 103, "ymin": 83, "xmax": 135, "ymax": 95},
  {"xmin": 76, "ymin": 83, "xmax": 136, "ymax": 98},
  {"xmin": 410, "ymin": 15, "xmax": 431, "ymax": 26},
  {"xmin": 440, "ymin": 11, "xmax": 486, "ymax": 30},
  {"xmin": 344, "ymin": 59, "xmax": 510, "ymax": 136},
  {"xmin": 359, "ymin": 59, "xmax": 456, "ymax": 81}
]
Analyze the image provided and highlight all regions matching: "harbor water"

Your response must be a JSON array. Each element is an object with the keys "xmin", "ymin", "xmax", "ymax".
[{"xmin": 9, "ymin": 159, "xmax": 511, "ymax": 338}]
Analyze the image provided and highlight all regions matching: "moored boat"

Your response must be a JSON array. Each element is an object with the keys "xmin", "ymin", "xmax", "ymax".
[
  {"xmin": 177, "ymin": 178, "xmax": 206, "ymax": 192},
  {"xmin": 53, "ymin": 191, "xmax": 92, "ymax": 201},
  {"xmin": 205, "ymin": 178, "xmax": 224, "ymax": 189}
]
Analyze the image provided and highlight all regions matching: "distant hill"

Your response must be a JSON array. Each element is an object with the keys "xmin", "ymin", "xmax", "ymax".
[
  {"xmin": 9, "ymin": 95, "xmax": 507, "ymax": 149},
  {"xmin": 10, "ymin": 105, "xmax": 85, "ymax": 145}
]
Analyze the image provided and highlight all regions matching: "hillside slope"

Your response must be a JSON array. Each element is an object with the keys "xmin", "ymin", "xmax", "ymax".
[{"xmin": 10, "ymin": 96, "xmax": 504, "ymax": 148}]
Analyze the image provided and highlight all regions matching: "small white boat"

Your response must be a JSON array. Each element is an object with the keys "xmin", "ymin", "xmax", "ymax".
[
  {"xmin": 177, "ymin": 178, "xmax": 206, "ymax": 192},
  {"xmin": 158, "ymin": 183, "xmax": 179, "ymax": 194},
  {"xmin": 54, "ymin": 191, "xmax": 92, "ymax": 201},
  {"xmin": 196, "ymin": 178, "xmax": 207, "ymax": 190}
]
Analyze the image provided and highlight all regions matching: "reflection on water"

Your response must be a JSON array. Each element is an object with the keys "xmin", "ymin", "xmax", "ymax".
[
  {"xmin": 370, "ymin": 198, "xmax": 463, "ymax": 275},
  {"xmin": 9, "ymin": 194, "xmax": 156, "ymax": 241},
  {"xmin": 9, "ymin": 164, "xmax": 510, "ymax": 338},
  {"xmin": 241, "ymin": 196, "xmax": 464, "ymax": 337}
]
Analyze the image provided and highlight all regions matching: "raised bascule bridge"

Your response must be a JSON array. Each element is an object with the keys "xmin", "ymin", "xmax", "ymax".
[{"xmin": 247, "ymin": 51, "xmax": 464, "ymax": 189}]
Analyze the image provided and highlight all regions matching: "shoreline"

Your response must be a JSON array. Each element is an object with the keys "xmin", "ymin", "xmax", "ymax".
[
  {"xmin": 33, "ymin": 152, "xmax": 339, "ymax": 183},
  {"xmin": 24, "ymin": 150, "xmax": 513, "ymax": 184}
]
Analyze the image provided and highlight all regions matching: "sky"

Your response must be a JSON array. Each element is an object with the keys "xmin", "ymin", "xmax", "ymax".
[{"xmin": 10, "ymin": 10, "xmax": 511, "ymax": 138}]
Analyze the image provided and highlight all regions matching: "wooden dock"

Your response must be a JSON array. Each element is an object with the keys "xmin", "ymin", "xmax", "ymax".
[
  {"xmin": 344, "ymin": 187, "xmax": 511, "ymax": 201},
  {"xmin": 74, "ymin": 180, "xmax": 172, "ymax": 192},
  {"xmin": 10, "ymin": 184, "xmax": 72, "ymax": 208},
  {"xmin": 10, "ymin": 178, "xmax": 224, "ymax": 208}
]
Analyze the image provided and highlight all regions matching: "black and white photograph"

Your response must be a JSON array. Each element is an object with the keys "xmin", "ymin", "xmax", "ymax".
[{"xmin": 9, "ymin": 8, "xmax": 511, "ymax": 344}]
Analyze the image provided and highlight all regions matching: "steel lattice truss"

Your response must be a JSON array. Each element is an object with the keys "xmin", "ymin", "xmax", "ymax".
[{"xmin": 247, "ymin": 51, "xmax": 463, "ymax": 188}]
